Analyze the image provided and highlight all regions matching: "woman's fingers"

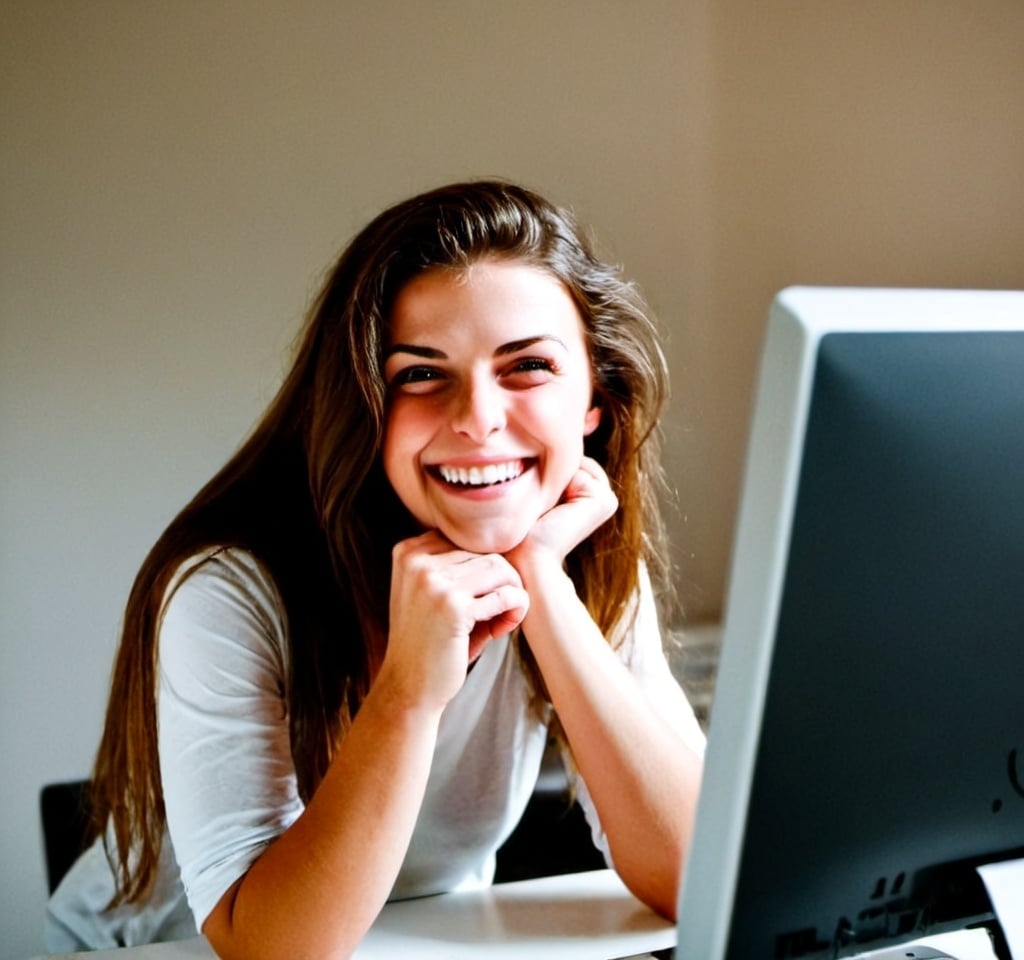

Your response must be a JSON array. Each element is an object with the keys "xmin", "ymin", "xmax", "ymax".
[
  {"xmin": 467, "ymin": 583, "xmax": 530, "ymax": 661},
  {"xmin": 386, "ymin": 534, "xmax": 528, "ymax": 705}
]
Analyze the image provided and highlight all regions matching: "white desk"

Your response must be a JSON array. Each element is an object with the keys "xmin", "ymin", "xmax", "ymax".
[
  {"xmin": 33, "ymin": 869, "xmax": 1003, "ymax": 960},
  {"xmin": 36, "ymin": 870, "xmax": 676, "ymax": 960}
]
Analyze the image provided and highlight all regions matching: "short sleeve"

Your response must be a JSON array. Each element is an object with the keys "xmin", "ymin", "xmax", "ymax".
[
  {"xmin": 611, "ymin": 566, "xmax": 707, "ymax": 758},
  {"xmin": 567, "ymin": 566, "xmax": 706, "ymax": 859},
  {"xmin": 157, "ymin": 549, "xmax": 304, "ymax": 928}
]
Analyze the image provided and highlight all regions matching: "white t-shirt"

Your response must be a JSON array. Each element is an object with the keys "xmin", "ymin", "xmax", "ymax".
[{"xmin": 45, "ymin": 549, "xmax": 704, "ymax": 950}]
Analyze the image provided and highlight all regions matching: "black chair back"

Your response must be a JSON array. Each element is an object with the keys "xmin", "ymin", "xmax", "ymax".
[{"xmin": 40, "ymin": 779, "xmax": 92, "ymax": 894}]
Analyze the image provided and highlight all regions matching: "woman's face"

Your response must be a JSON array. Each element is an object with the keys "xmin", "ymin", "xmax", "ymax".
[{"xmin": 382, "ymin": 259, "xmax": 601, "ymax": 555}]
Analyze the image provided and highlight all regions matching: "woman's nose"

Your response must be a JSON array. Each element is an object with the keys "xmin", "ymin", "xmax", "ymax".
[{"xmin": 451, "ymin": 377, "xmax": 506, "ymax": 442}]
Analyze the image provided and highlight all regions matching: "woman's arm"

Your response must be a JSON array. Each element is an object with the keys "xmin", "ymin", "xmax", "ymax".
[
  {"xmin": 514, "ymin": 563, "xmax": 702, "ymax": 919},
  {"xmin": 506, "ymin": 460, "xmax": 704, "ymax": 920},
  {"xmin": 202, "ymin": 678, "xmax": 444, "ymax": 960},
  {"xmin": 166, "ymin": 540, "xmax": 527, "ymax": 960}
]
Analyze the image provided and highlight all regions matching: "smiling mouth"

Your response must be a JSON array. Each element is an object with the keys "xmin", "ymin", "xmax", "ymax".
[{"xmin": 434, "ymin": 460, "xmax": 527, "ymax": 487}]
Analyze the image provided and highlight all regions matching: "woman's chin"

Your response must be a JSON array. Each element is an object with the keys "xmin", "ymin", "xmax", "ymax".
[{"xmin": 441, "ymin": 522, "xmax": 531, "ymax": 556}]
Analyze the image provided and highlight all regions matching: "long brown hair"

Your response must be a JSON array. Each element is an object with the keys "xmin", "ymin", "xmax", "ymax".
[{"xmin": 89, "ymin": 179, "xmax": 672, "ymax": 905}]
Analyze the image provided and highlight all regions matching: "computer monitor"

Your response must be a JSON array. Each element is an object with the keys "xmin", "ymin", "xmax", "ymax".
[{"xmin": 676, "ymin": 287, "xmax": 1024, "ymax": 959}]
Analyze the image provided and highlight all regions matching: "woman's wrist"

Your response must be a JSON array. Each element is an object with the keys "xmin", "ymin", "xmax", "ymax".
[
  {"xmin": 368, "ymin": 657, "xmax": 455, "ymax": 721},
  {"xmin": 506, "ymin": 544, "xmax": 568, "ymax": 593}
]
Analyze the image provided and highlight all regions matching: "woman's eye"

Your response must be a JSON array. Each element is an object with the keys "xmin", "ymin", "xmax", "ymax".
[
  {"xmin": 389, "ymin": 366, "xmax": 447, "ymax": 393},
  {"xmin": 503, "ymin": 357, "xmax": 557, "ymax": 385},
  {"xmin": 513, "ymin": 358, "xmax": 553, "ymax": 372}
]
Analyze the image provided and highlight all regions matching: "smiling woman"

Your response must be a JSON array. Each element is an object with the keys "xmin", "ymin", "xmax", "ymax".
[
  {"xmin": 383, "ymin": 261, "xmax": 601, "ymax": 556},
  {"xmin": 44, "ymin": 180, "xmax": 705, "ymax": 960}
]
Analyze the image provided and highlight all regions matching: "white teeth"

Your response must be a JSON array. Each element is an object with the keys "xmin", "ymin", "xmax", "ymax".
[{"xmin": 438, "ymin": 461, "xmax": 524, "ymax": 486}]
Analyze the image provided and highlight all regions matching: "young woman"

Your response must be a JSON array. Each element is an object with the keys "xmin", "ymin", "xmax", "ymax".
[{"xmin": 45, "ymin": 180, "xmax": 705, "ymax": 958}]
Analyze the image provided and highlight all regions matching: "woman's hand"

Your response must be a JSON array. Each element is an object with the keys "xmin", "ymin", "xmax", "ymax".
[
  {"xmin": 506, "ymin": 456, "xmax": 618, "ymax": 572},
  {"xmin": 381, "ymin": 531, "xmax": 530, "ymax": 710}
]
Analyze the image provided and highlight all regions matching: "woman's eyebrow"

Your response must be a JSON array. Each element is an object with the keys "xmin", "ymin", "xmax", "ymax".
[
  {"xmin": 386, "ymin": 336, "xmax": 568, "ymax": 360},
  {"xmin": 385, "ymin": 343, "xmax": 447, "ymax": 360},
  {"xmin": 495, "ymin": 335, "xmax": 568, "ymax": 356}
]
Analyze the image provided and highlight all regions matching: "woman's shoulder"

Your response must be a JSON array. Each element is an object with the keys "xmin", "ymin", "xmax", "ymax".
[
  {"xmin": 159, "ymin": 547, "xmax": 289, "ymax": 669},
  {"xmin": 165, "ymin": 546, "xmax": 275, "ymax": 593},
  {"xmin": 165, "ymin": 547, "xmax": 283, "ymax": 614},
  {"xmin": 605, "ymin": 562, "xmax": 659, "ymax": 659}
]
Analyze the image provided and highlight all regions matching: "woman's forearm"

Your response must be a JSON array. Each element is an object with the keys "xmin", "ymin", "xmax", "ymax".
[
  {"xmin": 517, "ymin": 559, "xmax": 703, "ymax": 919},
  {"xmin": 202, "ymin": 679, "xmax": 444, "ymax": 960}
]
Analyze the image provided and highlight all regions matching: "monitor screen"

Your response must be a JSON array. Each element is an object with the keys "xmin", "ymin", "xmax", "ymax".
[{"xmin": 676, "ymin": 287, "xmax": 1024, "ymax": 960}]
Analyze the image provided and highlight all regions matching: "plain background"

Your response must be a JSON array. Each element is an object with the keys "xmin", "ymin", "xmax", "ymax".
[{"xmin": 2, "ymin": 2, "xmax": 1022, "ymax": 956}]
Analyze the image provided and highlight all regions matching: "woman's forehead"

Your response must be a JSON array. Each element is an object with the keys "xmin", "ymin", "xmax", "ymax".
[{"xmin": 386, "ymin": 260, "xmax": 587, "ymax": 350}]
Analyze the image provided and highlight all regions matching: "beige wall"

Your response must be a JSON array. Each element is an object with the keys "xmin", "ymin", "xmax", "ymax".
[
  {"xmin": 1, "ymin": 3, "xmax": 1022, "ymax": 955},
  {"xmin": 670, "ymin": 0, "xmax": 1024, "ymax": 617}
]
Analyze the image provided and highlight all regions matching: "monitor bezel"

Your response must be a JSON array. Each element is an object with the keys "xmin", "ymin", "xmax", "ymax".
[{"xmin": 676, "ymin": 286, "xmax": 1024, "ymax": 959}]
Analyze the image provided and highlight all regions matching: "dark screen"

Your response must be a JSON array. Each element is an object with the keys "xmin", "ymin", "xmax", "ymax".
[{"xmin": 725, "ymin": 332, "xmax": 1024, "ymax": 958}]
